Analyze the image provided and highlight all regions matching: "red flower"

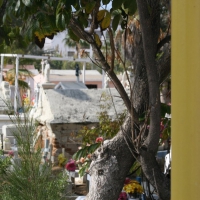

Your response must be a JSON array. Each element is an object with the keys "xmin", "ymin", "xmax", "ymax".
[
  {"xmin": 160, "ymin": 121, "xmax": 165, "ymax": 132},
  {"xmin": 95, "ymin": 137, "xmax": 103, "ymax": 143},
  {"xmin": 118, "ymin": 192, "xmax": 127, "ymax": 200},
  {"xmin": 65, "ymin": 159, "xmax": 76, "ymax": 171},
  {"xmin": 124, "ymin": 177, "xmax": 131, "ymax": 185},
  {"xmin": 8, "ymin": 150, "xmax": 14, "ymax": 157}
]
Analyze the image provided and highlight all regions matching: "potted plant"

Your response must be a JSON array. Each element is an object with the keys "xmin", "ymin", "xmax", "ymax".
[
  {"xmin": 123, "ymin": 178, "xmax": 143, "ymax": 200},
  {"xmin": 65, "ymin": 159, "xmax": 76, "ymax": 182}
]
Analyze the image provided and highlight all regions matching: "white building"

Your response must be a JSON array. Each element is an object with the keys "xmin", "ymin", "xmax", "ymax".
[{"xmin": 44, "ymin": 30, "xmax": 94, "ymax": 58}]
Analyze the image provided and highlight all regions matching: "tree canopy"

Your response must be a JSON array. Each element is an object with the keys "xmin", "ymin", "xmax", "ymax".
[{"xmin": 0, "ymin": 0, "xmax": 137, "ymax": 49}]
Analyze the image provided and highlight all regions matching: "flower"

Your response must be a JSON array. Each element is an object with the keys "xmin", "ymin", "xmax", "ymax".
[
  {"xmin": 124, "ymin": 177, "xmax": 131, "ymax": 184},
  {"xmin": 118, "ymin": 192, "xmax": 127, "ymax": 200},
  {"xmin": 8, "ymin": 150, "xmax": 14, "ymax": 157},
  {"xmin": 123, "ymin": 179, "xmax": 143, "ymax": 197},
  {"xmin": 65, "ymin": 159, "xmax": 76, "ymax": 171},
  {"xmin": 58, "ymin": 154, "xmax": 67, "ymax": 167},
  {"xmin": 79, "ymin": 157, "xmax": 85, "ymax": 163},
  {"xmin": 87, "ymin": 154, "xmax": 91, "ymax": 159},
  {"xmin": 95, "ymin": 137, "xmax": 103, "ymax": 143},
  {"xmin": 160, "ymin": 121, "xmax": 165, "ymax": 132},
  {"xmin": 23, "ymin": 97, "xmax": 30, "ymax": 106}
]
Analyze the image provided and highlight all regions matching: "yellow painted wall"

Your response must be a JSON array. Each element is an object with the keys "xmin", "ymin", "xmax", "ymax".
[{"xmin": 172, "ymin": 1, "xmax": 200, "ymax": 199}]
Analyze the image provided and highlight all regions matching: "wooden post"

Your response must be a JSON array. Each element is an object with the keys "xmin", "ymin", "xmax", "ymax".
[{"xmin": 172, "ymin": 1, "xmax": 200, "ymax": 199}]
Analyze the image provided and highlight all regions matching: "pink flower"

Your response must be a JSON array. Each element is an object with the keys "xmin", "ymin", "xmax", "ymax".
[
  {"xmin": 8, "ymin": 150, "xmax": 14, "ymax": 157},
  {"xmin": 118, "ymin": 192, "xmax": 127, "ymax": 200},
  {"xmin": 65, "ymin": 159, "xmax": 76, "ymax": 171},
  {"xmin": 95, "ymin": 137, "xmax": 103, "ymax": 143}
]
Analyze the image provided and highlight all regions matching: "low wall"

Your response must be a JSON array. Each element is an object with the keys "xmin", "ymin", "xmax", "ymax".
[{"xmin": 36, "ymin": 122, "xmax": 98, "ymax": 164}]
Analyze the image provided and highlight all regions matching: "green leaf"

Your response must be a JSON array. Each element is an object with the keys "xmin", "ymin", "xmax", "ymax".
[
  {"xmin": 100, "ymin": 11, "xmax": 111, "ymax": 30},
  {"xmin": 78, "ymin": 13, "xmax": 88, "ymax": 28},
  {"xmin": 68, "ymin": 29, "xmax": 80, "ymax": 42},
  {"xmin": 0, "ymin": 27, "xmax": 6, "ymax": 37},
  {"xmin": 4, "ymin": 36, "xmax": 10, "ymax": 46},
  {"xmin": 123, "ymin": 0, "xmax": 137, "ymax": 15},
  {"xmin": 87, "ymin": 143, "xmax": 100, "ymax": 153},
  {"xmin": 15, "ymin": 0, "xmax": 21, "ymax": 12},
  {"xmin": 80, "ymin": 0, "xmax": 88, "ymax": 7},
  {"xmin": 61, "ymin": 14, "xmax": 66, "ymax": 29},
  {"xmin": 78, "ymin": 165, "xmax": 86, "ymax": 177},
  {"xmin": 22, "ymin": 0, "xmax": 31, "ymax": 7},
  {"xmin": 0, "ymin": 0, "xmax": 3, "ymax": 8},
  {"xmin": 112, "ymin": 0, "xmax": 124, "ymax": 10},
  {"xmin": 56, "ymin": 13, "xmax": 65, "ymax": 30},
  {"xmin": 123, "ymin": 0, "xmax": 130, "ymax": 9},
  {"xmin": 64, "ymin": 11, "xmax": 71, "ymax": 26},
  {"xmin": 8, "ymin": 31, "xmax": 15, "ymax": 38},
  {"xmin": 85, "ymin": 1, "xmax": 96, "ymax": 14},
  {"xmin": 112, "ymin": 14, "xmax": 121, "ymax": 32},
  {"xmin": 67, "ymin": 0, "xmax": 78, "ymax": 5},
  {"xmin": 0, "ymin": 44, "xmax": 4, "ymax": 52},
  {"xmin": 72, "ymin": 0, "xmax": 81, "ymax": 10},
  {"xmin": 79, "ymin": 147, "xmax": 88, "ymax": 159},
  {"xmin": 94, "ymin": 33, "xmax": 102, "ymax": 48},
  {"xmin": 102, "ymin": 0, "xmax": 110, "ymax": 5},
  {"xmin": 18, "ymin": 79, "xmax": 30, "ymax": 90},
  {"xmin": 97, "ymin": 10, "xmax": 106, "ymax": 22},
  {"xmin": 128, "ymin": 0, "xmax": 137, "ymax": 15},
  {"xmin": 64, "ymin": 2, "xmax": 72, "ymax": 10},
  {"xmin": 56, "ymin": 2, "xmax": 63, "ymax": 15},
  {"xmin": 73, "ymin": 149, "xmax": 84, "ymax": 160}
]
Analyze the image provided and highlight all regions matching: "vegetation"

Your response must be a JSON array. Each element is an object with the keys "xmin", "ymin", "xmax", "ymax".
[
  {"xmin": 0, "ymin": 110, "xmax": 69, "ymax": 200},
  {"xmin": 73, "ymin": 92, "xmax": 127, "ymax": 176},
  {"xmin": 0, "ymin": 0, "xmax": 171, "ymax": 200}
]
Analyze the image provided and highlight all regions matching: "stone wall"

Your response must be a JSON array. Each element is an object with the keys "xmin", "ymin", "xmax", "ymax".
[{"xmin": 36, "ymin": 122, "xmax": 98, "ymax": 164}]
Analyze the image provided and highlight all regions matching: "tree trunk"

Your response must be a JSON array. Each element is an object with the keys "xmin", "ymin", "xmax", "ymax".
[
  {"xmin": 136, "ymin": 1, "xmax": 170, "ymax": 199},
  {"xmin": 86, "ymin": 117, "xmax": 135, "ymax": 200}
]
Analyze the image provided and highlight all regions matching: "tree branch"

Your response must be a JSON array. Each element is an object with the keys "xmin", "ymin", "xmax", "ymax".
[
  {"xmin": 108, "ymin": 27, "xmax": 115, "ymax": 72},
  {"xmin": 69, "ymin": 17, "xmax": 139, "ymax": 122},
  {"xmin": 88, "ymin": 0, "xmax": 101, "ymax": 34},
  {"xmin": 157, "ymin": 35, "xmax": 171, "ymax": 52}
]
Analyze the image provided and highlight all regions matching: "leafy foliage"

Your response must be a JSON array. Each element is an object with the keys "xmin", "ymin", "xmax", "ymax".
[
  {"xmin": 0, "ymin": 150, "xmax": 12, "ymax": 176},
  {"xmin": 77, "ymin": 92, "xmax": 126, "ymax": 145},
  {"xmin": 0, "ymin": 0, "xmax": 138, "ymax": 48},
  {"xmin": 73, "ymin": 92, "xmax": 126, "ymax": 176}
]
